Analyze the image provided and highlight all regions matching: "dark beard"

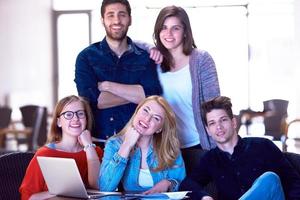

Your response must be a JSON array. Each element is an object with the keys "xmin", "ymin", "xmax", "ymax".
[{"xmin": 105, "ymin": 27, "xmax": 128, "ymax": 41}]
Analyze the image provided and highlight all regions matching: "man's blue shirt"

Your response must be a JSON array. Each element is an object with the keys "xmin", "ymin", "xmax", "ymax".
[{"xmin": 75, "ymin": 37, "xmax": 162, "ymax": 139}]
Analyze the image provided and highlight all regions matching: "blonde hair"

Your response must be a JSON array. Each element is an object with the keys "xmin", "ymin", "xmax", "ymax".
[
  {"xmin": 47, "ymin": 95, "xmax": 93, "ymax": 143},
  {"xmin": 117, "ymin": 95, "xmax": 180, "ymax": 171}
]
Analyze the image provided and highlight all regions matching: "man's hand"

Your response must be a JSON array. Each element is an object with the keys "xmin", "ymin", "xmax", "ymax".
[
  {"xmin": 97, "ymin": 81, "xmax": 145, "ymax": 104},
  {"xmin": 143, "ymin": 179, "xmax": 170, "ymax": 194},
  {"xmin": 97, "ymin": 91, "xmax": 129, "ymax": 109},
  {"xmin": 98, "ymin": 81, "xmax": 111, "ymax": 92},
  {"xmin": 150, "ymin": 47, "xmax": 163, "ymax": 64}
]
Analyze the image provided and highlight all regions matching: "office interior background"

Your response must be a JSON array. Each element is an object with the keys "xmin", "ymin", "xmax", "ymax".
[{"xmin": 0, "ymin": 0, "xmax": 299, "ymax": 138}]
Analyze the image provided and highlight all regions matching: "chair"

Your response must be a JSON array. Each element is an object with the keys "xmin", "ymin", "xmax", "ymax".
[
  {"xmin": 0, "ymin": 151, "xmax": 34, "ymax": 200},
  {"xmin": 284, "ymin": 152, "xmax": 300, "ymax": 176},
  {"xmin": 283, "ymin": 118, "xmax": 300, "ymax": 153},
  {"xmin": 182, "ymin": 148, "xmax": 206, "ymax": 176},
  {"xmin": 182, "ymin": 148, "xmax": 218, "ymax": 199},
  {"xmin": 263, "ymin": 99, "xmax": 289, "ymax": 140},
  {"xmin": 0, "ymin": 107, "xmax": 12, "ymax": 147},
  {"xmin": 234, "ymin": 113, "xmax": 242, "ymax": 134},
  {"xmin": 0, "ymin": 107, "xmax": 12, "ymax": 129},
  {"xmin": 19, "ymin": 105, "xmax": 48, "ymax": 151},
  {"xmin": 285, "ymin": 118, "xmax": 300, "ymax": 139}
]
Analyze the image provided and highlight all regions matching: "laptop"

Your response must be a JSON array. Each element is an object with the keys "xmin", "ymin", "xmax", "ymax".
[{"xmin": 37, "ymin": 156, "xmax": 121, "ymax": 199}]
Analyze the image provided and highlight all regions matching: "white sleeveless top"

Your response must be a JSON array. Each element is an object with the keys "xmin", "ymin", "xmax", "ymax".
[
  {"xmin": 157, "ymin": 64, "xmax": 200, "ymax": 148},
  {"xmin": 138, "ymin": 168, "xmax": 154, "ymax": 188}
]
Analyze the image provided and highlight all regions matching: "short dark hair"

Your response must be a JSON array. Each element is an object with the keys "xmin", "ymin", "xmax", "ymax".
[
  {"xmin": 101, "ymin": 0, "xmax": 131, "ymax": 18},
  {"xmin": 201, "ymin": 96, "xmax": 233, "ymax": 126}
]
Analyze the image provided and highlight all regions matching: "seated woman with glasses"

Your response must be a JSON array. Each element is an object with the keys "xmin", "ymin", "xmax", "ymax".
[
  {"xmin": 99, "ymin": 95, "xmax": 186, "ymax": 194},
  {"xmin": 19, "ymin": 95, "xmax": 103, "ymax": 200}
]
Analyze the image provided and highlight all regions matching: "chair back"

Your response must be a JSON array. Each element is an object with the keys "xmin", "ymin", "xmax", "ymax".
[
  {"xmin": 263, "ymin": 99, "xmax": 289, "ymax": 140},
  {"xmin": 234, "ymin": 113, "xmax": 242, "ymax": 134},
  {"xmin": 0, "ymin": 151, "xmax": 34, "ymax": 200},
  {"xmin": 181, "ymin": 148, "xmax": 218, "ymax": 199},
  {"xmin": 284, "ymin": 152, "xmax": 300, "ymax": 176},
  {"xmin": 0, "ymin": 107, "xmax": 12, "ymax": 128},
  {"xmin": 20, "ymin": 105, "xmax": 48, "ymax": 150},
  {"xmin": 286, "ymin": 119, "xmax": 300, "ymax": 139}
]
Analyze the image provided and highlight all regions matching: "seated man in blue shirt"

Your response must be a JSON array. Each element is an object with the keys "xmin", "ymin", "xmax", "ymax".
[
  {"xmin": 180, "ymin": 96, "xmax": 300, "ymax": 200},
  {"xmin": 75, "ymin": 0, "xmax": 162, "ymax": 141}
]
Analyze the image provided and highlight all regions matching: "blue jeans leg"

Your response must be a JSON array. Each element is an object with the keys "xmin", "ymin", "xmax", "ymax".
[{"xmin": 239, "ymin": 171, "xmax": 285, "ymax": 200}]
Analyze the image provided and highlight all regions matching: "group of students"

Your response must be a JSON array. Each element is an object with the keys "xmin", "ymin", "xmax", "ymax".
[
  {"xmin": 19, "ymin": 94, "xmax": 300, "ymax": 200},
  {"xmin": 19, "ymin": 95, "xmax": 185, "ymax": 199},
  {"xmin": 19, "ymin": 0, "xmax": 300, "ymax": 199}
]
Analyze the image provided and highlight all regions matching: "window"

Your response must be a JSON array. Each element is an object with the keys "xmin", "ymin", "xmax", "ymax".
[
  {"xmin": 53, "ymin": 11, "xmax": 91, "ymax": 100},
  {"xmin": 52, "ymin": 0, "xmax": 299, "ymax": 120}
]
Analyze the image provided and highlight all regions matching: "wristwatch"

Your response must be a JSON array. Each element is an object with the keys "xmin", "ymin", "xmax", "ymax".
[
  {"xmin": 168, "ymin": 179, "xmax": 177, "ymax": 192},
  {"xmin": 83, "ymin": 143, "xmax": 96, "ymax": 152}
]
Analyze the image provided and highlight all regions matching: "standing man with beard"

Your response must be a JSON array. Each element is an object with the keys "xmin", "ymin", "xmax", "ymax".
[{"xmin": 75, "ymin": 0, "xmax": 162, "ymax": 143}]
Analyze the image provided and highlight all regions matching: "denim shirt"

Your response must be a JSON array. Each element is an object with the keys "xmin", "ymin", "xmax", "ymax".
[
  {"xmin": 75, "ymin": 37, "xmax": 162, "ymax": 139},
  {"xmin": 99, "ymin": 137, "xmax": 186, "ymax": 192}
]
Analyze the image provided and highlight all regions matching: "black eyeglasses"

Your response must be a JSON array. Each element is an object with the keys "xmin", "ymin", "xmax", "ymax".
[{"xmin": 59, "ymin": 110, "xmax": 86, "ymax": 120}]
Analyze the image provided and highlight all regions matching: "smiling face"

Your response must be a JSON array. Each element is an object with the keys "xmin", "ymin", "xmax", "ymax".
[
  {"xmin": 206, "ymin": 109, "xmax": 238, "ymax": 145},
  {"xmin": 132, "ymin": 100, "xmax": 165, "ymax": 136},
  {"xmin": 102, "ymin": 3, "xmax": 131, "ymax": 42},
  {"xmin": 159, "ymin": 16, "xmax": 184, "ymax": 51},
  {"xmin": 57, "ymin": 100, "xmax": 87, "ymax": 138}
]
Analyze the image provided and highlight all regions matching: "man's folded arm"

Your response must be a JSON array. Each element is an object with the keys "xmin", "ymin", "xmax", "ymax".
[
  {"xmin": 97, "ymin": 91, "xmax": 129, "ymax": 109},
  {"xmin": 97, "ymin": 81, "xmax": 145, "ymax": 109}
]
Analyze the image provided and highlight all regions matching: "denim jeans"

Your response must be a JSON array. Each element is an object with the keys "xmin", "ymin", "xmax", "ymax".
[{"xmin": 240, "ymin": 171, "xmax": 285, "ymax": 200}]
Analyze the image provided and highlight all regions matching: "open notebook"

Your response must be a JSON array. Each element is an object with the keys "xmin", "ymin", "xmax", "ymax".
[{"xmin": 37, "ymin": 156, "xmax": 121, "ymax": 199}]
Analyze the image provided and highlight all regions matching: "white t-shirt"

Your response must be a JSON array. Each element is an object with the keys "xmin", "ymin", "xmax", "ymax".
[
  {"xmin": 138, "ymin": 168, "xmax": 154, "ymax": 188},
  {"xmin": 157, "ymin": 65, "xmax": 200, "ymax": 148}
]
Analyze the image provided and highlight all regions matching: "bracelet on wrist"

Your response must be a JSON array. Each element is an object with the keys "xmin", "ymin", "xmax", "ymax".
[
  {"xmin": 83, "ymin": 143, "xmax": 96, "ymax": 152},
  {"xmin": 168, "ymin": 179, "xmax": 177, "ymax": 192}
]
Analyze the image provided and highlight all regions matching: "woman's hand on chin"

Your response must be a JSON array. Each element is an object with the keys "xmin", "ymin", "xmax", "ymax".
[
  {"xmin": 123, "ymin": 126, "xmax": 141, "ymax": 148},
  {"xmin": 78, "ymin": 129, "xmax": 92, "ymax": 147}
]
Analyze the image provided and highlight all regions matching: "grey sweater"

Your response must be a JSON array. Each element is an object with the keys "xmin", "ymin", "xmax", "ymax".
[
  {"xmin": 136, "ymin": 41, "xmax": 220, "ymax": 149},
  {"xmin": 189, "ymin": 49, "xmax": 220, "ymax": 150}
]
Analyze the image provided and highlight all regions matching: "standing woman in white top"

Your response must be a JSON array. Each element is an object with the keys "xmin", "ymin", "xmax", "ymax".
[{"xmin": 152, "ymin": 6, "xmax": 220, "ymax": 166}]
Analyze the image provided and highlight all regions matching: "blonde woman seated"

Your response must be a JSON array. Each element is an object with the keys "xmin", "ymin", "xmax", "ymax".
[
  {"xmin": 99, "ymin": 95, "xmax": 186, "ymax": 194},
  {"xmin": 19, "ymin": 95, "xmax": 103, "ymax": 200}
]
